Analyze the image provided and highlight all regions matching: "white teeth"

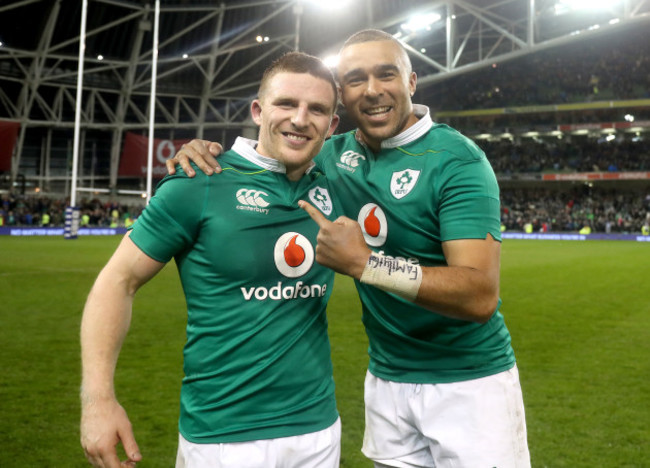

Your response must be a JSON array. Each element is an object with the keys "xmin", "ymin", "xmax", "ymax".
[
  {"xmin": 366, "ymin": 106, "xmax": 390, "ymax": 115},
  {"xmin": 286, "ymin": 133, "xmax": 307, "ymax": 141}
]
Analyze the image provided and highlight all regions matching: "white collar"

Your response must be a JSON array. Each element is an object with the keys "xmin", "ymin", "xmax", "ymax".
[
  {"xmin": 231, "ymin": 136, "xmax": 316, "ymax": 174},
  {"xmin": 354, "ymin": 104, "xmax": 433, "ymax": 149}
]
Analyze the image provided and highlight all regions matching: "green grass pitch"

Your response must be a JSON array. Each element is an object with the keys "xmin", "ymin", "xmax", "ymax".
[{"xmin": 1, "ymin": 237, "xmax": 648, "ymax": 467}]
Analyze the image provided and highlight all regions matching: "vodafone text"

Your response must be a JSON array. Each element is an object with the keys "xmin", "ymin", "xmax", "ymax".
[{"xmin": 241, "ymin": 281, "xmax": 327, "ymax": 301}]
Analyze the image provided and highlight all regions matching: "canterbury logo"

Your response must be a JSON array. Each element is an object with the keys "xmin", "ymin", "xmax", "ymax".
[
  {"xmin": 340, "ymin": 151, "xmax": 366, "ymax": 167},
  {"xmin": 236, "ymin": 188, "xmax": 270, "ymax": 208}
]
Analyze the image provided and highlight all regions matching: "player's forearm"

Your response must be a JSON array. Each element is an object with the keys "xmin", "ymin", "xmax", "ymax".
[
  {"xmin": 414, "ymin": 265, "xmax": 499, "ymax": 323},
  {"xmin": 358, "ymin": 253, "xmax": 498, "ymax": 322},
  {"xmin": 80, "ymin": 272, "xmax": 135, "ymax": 401}
]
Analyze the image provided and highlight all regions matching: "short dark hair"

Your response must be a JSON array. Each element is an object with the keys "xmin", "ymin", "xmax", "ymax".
[
  {"xmin": 342, "ymin": 28, "xmax": 398, "ymax": 47},
  {"xmin": 259, "ymin": 52, "xmax": 338, "ymax": 110},
  {"xmin": 341, "ymin": 29, "xmax": 412, "ymax": 74}
]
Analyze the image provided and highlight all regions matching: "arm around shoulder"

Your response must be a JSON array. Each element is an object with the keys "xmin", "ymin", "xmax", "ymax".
[{"xmin": 165, "ymin": 139, "xmax": 223, "ymax": 176}]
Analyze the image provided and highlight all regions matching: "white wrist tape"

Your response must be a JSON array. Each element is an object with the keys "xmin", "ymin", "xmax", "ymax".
[{"xmin": 359, "ymin": 252, "xmax": 422, "ymax": 302}]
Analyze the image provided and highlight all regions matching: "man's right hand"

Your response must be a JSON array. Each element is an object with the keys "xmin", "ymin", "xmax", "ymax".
[
  {"xmin": 81, "ymin": 396, "xmax": 142, "ymax": 467},
  {"xmin": 166, "ymin": 139, "xmax": 223, "ymax": 177}
]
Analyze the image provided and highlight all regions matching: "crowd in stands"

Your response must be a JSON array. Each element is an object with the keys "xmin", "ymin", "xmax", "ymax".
[
  {"xmin": 2, "ymin": 183, "xmax": 648, "ymax": 235},
  {"xmin": 500, "ymin": 187, "xmax": 650, "ymax": 234},
  {"xmin": 2, "ymin": 26, "xmax": 649, "ymax": 235},
  {"xmin": 479, "ymin": 137, "xmax": 650, "ymax": 174},
  {"xmin": 427, "ymin": 25, "xmax": 650, "ymax": 110},
  {"xmin": 422, "ymin": 28, "xmax": 650, "ymax": 110},
  {"xmin": 0, "ymin": 193, "xmax": 144, "ymax": 229}
]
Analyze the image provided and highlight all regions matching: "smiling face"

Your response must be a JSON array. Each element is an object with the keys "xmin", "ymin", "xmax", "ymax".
[
  {"xmin": 251, "ymin": 71, "xmax": 339, "ymax": 181},
  {"xmin": 337, "ymin": 39, "xmax": 418, "ymax": 152}
]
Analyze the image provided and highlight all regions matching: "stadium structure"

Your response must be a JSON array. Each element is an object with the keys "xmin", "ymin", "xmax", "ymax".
[{"xmin": 0, "ymin": 0, "xmax": 649, "ymax": 236}]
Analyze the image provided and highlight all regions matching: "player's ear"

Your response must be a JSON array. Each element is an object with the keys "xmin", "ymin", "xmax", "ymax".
[
  {"xmin": 251, "ymin": 99, "xmax": 263, "ymax": 126},
  {"xmin": 408, "ymin": 71, "xmax": 417, "ymax": 97},
  {"xmin": 327, "ymin": 114, "xmax": 340, "ymax": 138}
]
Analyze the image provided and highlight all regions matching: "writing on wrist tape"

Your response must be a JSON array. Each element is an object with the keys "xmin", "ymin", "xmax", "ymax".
[{"xmin": 359, "ymin": 252, "xmax": 422, "ymax": 301}]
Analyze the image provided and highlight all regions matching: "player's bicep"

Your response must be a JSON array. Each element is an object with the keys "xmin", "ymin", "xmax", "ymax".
[
  {"xmin": 442, "ymin": 234, "xmax": 500, "ymax": 280},
  {"xmin": 101, "ymin": 233, "xmax": 166, "ymax": 294}
]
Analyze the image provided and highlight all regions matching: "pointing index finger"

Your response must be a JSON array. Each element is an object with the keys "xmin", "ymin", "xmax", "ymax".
[{"xmin": 298, "ymin": 200, "xmax": 331, "ymax": 228}]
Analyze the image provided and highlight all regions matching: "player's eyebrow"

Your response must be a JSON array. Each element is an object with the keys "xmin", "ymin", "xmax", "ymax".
[
  {"xmin": 341, "ymin": 68, "xmax": 365, "ymax": 82},
  {"xmin": 374, "ymin": 64, "xmax": 400, "ymax": 75},
  {"xmin": 342, "ymin": 64, "xmax": 400, "ymax": 82}
]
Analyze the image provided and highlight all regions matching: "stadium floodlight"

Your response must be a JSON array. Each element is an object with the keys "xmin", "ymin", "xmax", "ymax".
[
  {"xmin": 554, "ymin": 0, "xmax": 622, "ymax": 14},
  {"xmin": 401, "ymin": 12, "xmax": 442, "ymax": 32},
  {"xmin": 625, "ymin": 114, "xmax": 635, "ymax": 122},
  {"xmin": 322, "ymin": 54, "xmax": 339, "ymax": 69},
  {"xmin": 303, "ymin": 0, "xmax": 351, "ymax": 9}
]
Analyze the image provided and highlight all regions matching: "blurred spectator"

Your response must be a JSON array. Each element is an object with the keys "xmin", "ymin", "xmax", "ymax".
[
  {"xmin": 429, "ymin": 25, "xmax": 650, "ymax": 110},
  {"xmin": 500, "ymin": 187, "xmax": 649, "ymax": 234},
  {"xmin": 480, "ymin": 137, "xmax": 650, "ymax": 175},
  {"xmin": 0, "ymin": 193, "xmax": 144, "ymax": 228},
  {"xmin": 1, "ymin": 187, "xmax": 646, "ymax": 234}
]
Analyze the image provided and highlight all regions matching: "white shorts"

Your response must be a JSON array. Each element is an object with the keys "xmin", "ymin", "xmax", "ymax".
[
  {"xmin": 175, "ymin": 417, "xmax": 341, "ymax": 468},
  {"xmin": 362, "ymin": 367, "xmax": 530, "ymax": 468}
]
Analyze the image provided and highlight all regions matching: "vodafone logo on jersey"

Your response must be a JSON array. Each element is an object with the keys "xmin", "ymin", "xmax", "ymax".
[
  {"xmin": 240, "ymin": 232, "xmax": 327, "ymax": 301},
  {"xmin": 236, "ymin": 188, "xmax": 270, "ymax": 214},
  {"xmin": 274, "ymin": 232, "xmax": 314, "ymax": 278},
  {"xmin": 358, "ymin": 203, "xmax": 387, "ymax": 247}
]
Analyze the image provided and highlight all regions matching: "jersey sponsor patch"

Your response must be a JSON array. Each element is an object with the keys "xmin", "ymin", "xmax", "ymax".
[
  {"xmin": 274, "ymin": 232, "xmax": 314, "ymax": 278},
  {"xmin": 308, "ymin": 186, "xmax": 333, "ymax": 216},
  {"xmin": 235, "ymin": 188, "xmax": 270, "ymax": 214},
  {"xmin": 390, "ymin": 169, "xmax": 420, "ymax": 199},
  {"xmin": 240, "ymin": 281, "xmax": 328, "ymax": 301},
  {"xmin": 336, "ymin": 150, "xmax": 366, "ymax": 173},
  {"xmin": 239, "ymin": 232, "xmax": 325, "ymax": 301},
  {"xmin": 358, "ymin": 203, "xmax": 387, "ymax": 247}
]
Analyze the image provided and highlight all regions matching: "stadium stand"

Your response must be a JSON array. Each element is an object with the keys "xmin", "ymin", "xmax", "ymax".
[
  {"xmin": 1, "ymin": 11, "xmax": 648, "ymax": 235},
  {"xmin": 427, "ymin": 24, "xmax": 650, "ymax": 236},
  {"xmin": 428, "ymin": 25, "xmax": 650, "ymax": 110},
  {"xmin": 0, "ymin": 193, "xmax": 142, "ymax": 228}
]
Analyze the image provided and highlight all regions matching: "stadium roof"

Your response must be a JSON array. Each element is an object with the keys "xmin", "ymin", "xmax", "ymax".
[{"xmin": 1, "ymin": 0, "xmax": 649, "ymax": 131}]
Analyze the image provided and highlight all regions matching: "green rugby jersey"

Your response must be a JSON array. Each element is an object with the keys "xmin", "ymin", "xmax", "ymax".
[
  {"xmin": 315, "ymin": 105, "xmax": 516, "ymax": 384},
  {"xmin": 129, "ymin": 137, "xmax": 339, "ymax": 443}
]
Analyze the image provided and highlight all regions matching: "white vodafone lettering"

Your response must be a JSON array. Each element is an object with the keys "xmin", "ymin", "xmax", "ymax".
[{"xmin": 240, "ymin": 282, "xmax": 327, "ymax": 301}]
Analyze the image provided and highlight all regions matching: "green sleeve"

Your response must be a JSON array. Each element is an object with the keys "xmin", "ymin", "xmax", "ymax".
[
  {"xmin": 438, "ymin": 156, "xmax": 502, "ymax": 242},
  {"xmin": 129, "ymin": 170, "xmax": 210, "ymax": 262}
]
